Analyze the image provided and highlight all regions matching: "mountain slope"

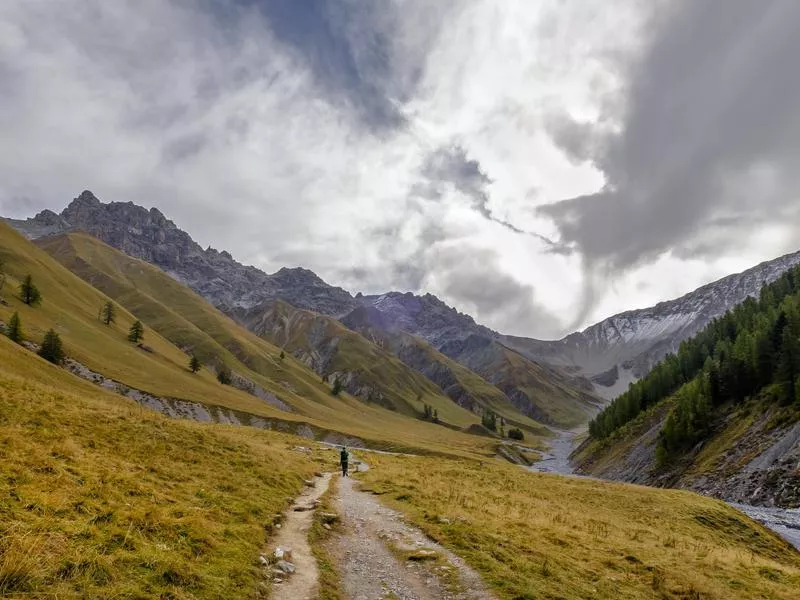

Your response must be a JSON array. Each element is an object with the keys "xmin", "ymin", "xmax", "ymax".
[
  {"xmin": 0, "ymin": 223, "xmax": 506, "ymax": 457},
  {"xmin": 244, "ymin": 301, "xmax": 546, "ymax": 433},
  {"xmin": 346, "ymin": 295, "xmax": 602, "ymax": 427},
  {"xmin": 7, "ymin": 191, "xmax": 600, "ymax": 428},
  {"xmin": 503, "ymin": 250, "xmax": 800, "ymax": 399},
  {"xmin": 236, "ymin": 299, "xmax": 492, "ymax": 428},
  {"xmin": 574, "ymin": 265, "xmax": 800, "ymax": 508}
]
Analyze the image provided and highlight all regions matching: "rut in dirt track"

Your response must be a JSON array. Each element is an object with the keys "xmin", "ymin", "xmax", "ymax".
[{"xmin": 267, "ymin": 472, "xmax": 332, "ymax": 600}]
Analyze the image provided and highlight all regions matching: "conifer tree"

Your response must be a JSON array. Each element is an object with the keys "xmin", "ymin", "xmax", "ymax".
[
  {"xmin": 0, "ymin": 258, "xmax": 6, "ymax": 295},
  {"xmin": 128, "ymin": 320, "xmax": 144, "ymax": 343},
  {"xmin": 101, "ymin": 301, "xmax": 116, "ymax": 325},
  {"xmin": 19, "ymin": 274, "xmax": 41, "ymax": 306},
  {"xmin": 189, "ymin": 355, "xmax": 201, "ymax": 374},
  {"xmin": 6, "ymin": 311, "xmax": 22, "ymax": 343},
  {"xmin": 332, "ymin": 377, "xmax": 343, "ymax": 396},
  {"xmin": 38, "ymin": 329, "xmax": 65, "ymax": 364}
]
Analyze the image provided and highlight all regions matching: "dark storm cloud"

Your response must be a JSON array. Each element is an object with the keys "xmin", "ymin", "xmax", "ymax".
[
  {"xmin": 544, "ymin": 112, "xmax": 600, "ymax": 165},
  {"xmin": 208, "ymin": 0, "xmax": 445, "ymax": 130},
  {"xmin": 540, "ymin": 0, "xmax": 800, "ymax": 272}
]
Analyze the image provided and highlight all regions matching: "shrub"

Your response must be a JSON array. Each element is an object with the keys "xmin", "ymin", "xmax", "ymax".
[
  {"xmin": 217, "ymin": 365, "xmax": 232, "ymax": 385},
  {"xmin": 508, "ymin": 428, "xmax": 524, "ymax": 441}
]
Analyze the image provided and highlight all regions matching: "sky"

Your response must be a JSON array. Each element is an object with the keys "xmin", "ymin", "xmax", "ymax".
[{"xmin": 2, "ymin": 1, "xmax": 800, "ymax": 340}]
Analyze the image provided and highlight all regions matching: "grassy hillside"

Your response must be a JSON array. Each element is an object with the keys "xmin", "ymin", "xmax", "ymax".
[
  {"xmin": 359, "ymin": 454, "xmax": 800, "ymax": 600},
  {"xmin": 471, "ymin": 342, "xmax": 601, "ymax": 428},
  {"xmin": 242, "ymin": 299, "xmax": 485, "ymax": 428},
  {"xmin": 342, "ymin": 316, "xmax": 549, "ymax": 435},
  {"xmin": 0, "ymin": 223, "xmax": 293, "ymax": 421},
  {"xmin": 20, "ymin": 228, "xmax": 502, "ymax": 457},
  {"xmin": 0, "ymin": 334, "xmax": 322, "ymax": 598}
]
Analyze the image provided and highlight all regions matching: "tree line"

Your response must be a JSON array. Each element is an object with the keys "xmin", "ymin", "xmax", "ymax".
[{"xmin": 589, "ymin": 264, "xmax": 800, "ymax": 464}]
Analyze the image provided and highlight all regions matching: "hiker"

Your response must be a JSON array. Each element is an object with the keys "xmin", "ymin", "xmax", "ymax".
[{"xmin": 340, "ymin": 445, "xmax": 349, "ymax": 477}]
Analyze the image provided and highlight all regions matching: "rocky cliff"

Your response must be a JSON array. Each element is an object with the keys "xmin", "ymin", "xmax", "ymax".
[
  {"xmin": 7, "ymin": 191, "xmax": 357, "ymax": 315},
  {"xmin": 573, "ymin": 398, "xmax": 800, "ymax": 509}
]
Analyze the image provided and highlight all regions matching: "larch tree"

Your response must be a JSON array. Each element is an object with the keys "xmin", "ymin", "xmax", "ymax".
[
  {"xmin": 38, "ymin": 329, "xmax": 65, "ymax": 365},
  {"xmin": 20, "ymin": 274, "xmax": 41, "ymax": 306},
  {"xmin": 101, "ymin": 301, "xmax": 116, "ymax": 326},
  {"xmin": 6, "ymin": 312, "xmax": 23, "ymax": 343},
  {"xmin": 128, "ymin": 320, "xmax": 144, "ymax": 343}
]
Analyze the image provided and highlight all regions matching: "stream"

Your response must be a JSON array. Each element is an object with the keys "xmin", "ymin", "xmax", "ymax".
[{"xmin": 529, "ymin": 430, "xmax": 800, "ymax": 551}]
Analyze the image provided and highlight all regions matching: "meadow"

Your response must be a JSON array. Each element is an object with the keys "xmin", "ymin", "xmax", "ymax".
[{"xmin": 358, "ymin": 453, "xmax": 800, "ymax": 599}]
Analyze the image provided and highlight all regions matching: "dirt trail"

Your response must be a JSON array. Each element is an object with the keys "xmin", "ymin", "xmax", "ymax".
[
  {"xmin": 330, "ymin": 475, "xmax": 497, "ymax": 600},
  {"xmin": 268, "ymin": 472, "xmax": 332, "ymax": 600}
]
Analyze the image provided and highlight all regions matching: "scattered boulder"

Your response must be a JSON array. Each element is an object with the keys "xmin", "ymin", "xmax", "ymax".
[
  {"xmin": 274, "ymin": 547, "xmax": 293, "ymax": 562},
  {"xmin": 275, "ymin": 560, "xmax": 296, "ymax": 574}
]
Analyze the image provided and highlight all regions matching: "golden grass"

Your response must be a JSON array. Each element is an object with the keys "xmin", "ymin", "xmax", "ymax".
[
  {"xmin": 0, "ymin": 334, "xmax": 324, "ymax": 598},
  {"xmin": 358, "ymin": 454, "xmax": 800, "ymax": 600}
]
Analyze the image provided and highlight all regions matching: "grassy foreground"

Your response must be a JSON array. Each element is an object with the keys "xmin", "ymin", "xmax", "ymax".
[
  {"xmin": 0, "ymin": 335, "xmax": 321, "ymax": 598},
  {"xmin": 358, "ymin": 455, "xmax": 800, "ymax": 600}
]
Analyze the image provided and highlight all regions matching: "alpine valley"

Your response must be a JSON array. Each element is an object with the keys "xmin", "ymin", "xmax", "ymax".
[{"xmin": 7, "ymin": 191, "xmax": 800, "ymax": 511}]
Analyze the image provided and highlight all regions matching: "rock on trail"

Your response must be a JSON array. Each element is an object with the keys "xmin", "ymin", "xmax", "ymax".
[{"xmin": 331, "ymin": 475, "xmax": 497, "ymax": 600}]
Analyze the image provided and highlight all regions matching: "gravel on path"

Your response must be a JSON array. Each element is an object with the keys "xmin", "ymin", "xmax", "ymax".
[{"xmin": 331, "ymin": 475, "xmax": 497, "ymax": 600}]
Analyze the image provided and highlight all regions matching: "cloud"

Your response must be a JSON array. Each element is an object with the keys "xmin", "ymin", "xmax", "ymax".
[
  {"xmin": 430, "ymin": 246, "xmax": 565, "ymax": 339},
  {"xmin": 540, "ymin": 0, "xmax": 800, "ymax": 273},
  {"xmin": 8, "ymin": 0, "xmax": 790, "ymax": 340},
  {"xmin": 419, "ymin": 144, "xmax": 574, "ymax": 252}
]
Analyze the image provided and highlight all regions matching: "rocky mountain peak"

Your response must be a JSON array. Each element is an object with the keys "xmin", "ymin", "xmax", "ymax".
[
  {"xmin": 6, "ymin": 190, "xmax": 357, "ymax": 316},
  {"xmin": 77, "ymin": 189, "xmax": 101, "ymax": 205}
]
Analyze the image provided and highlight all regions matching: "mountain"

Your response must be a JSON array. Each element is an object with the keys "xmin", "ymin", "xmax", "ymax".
[
  {"xmin": 23, "ymin": 227, "xmax": 513, "ymax": 455},
  {"xmin": 502, "ymin": 251, "xmax": 800, "ymax": 399},
  {"xmin": 341, "ymin": 296, "xmax": 601, "ymax": 427},
  {"xmin": 7, "ymin": 190, "xmax": 601, "ymax": 428},
  {"xmin": 8, "ymin": 190, "xmax": 357, "ymax": 315},
  {"xmin": 574, "ymin": 265, "xmax": 800, "ymax": 508},
  {"xmin": 13, "ymin": 192, "xmax": 800, "ymax": 410}
]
